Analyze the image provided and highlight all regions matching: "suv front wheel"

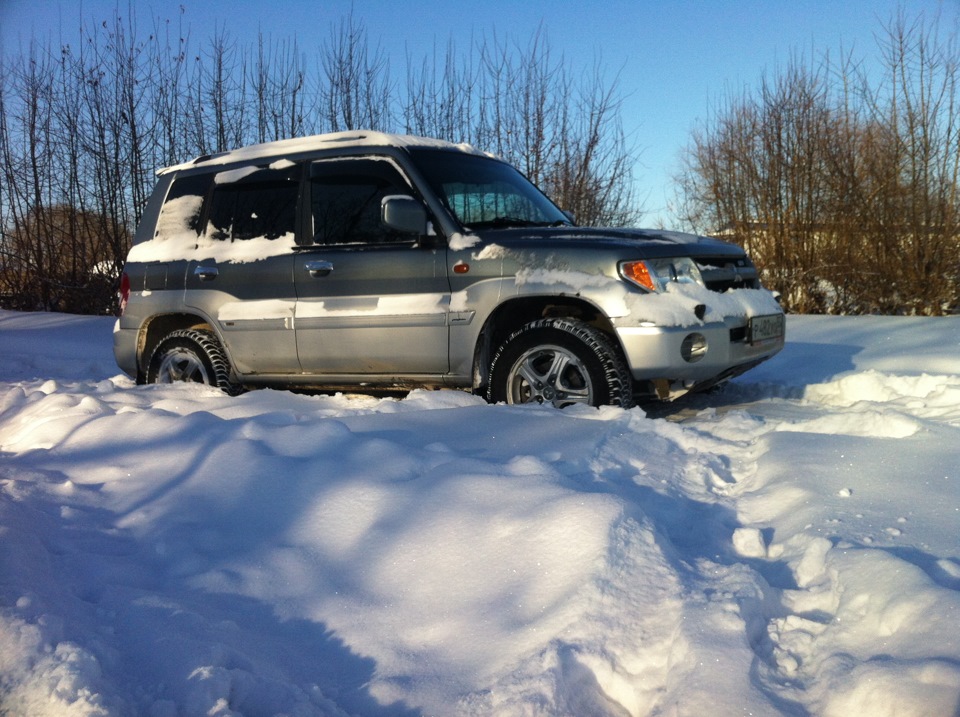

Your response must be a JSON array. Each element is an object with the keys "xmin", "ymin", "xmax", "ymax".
[
  {"xmin": 487, "ymin": 318, "xmax": 633, "ymax": 408},
  {"xmin": 147, "ymin": 328, "xmax": 242, "ymax": 395}
]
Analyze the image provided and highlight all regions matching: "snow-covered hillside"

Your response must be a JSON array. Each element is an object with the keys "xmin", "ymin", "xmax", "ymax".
[{"xmin": 1, "ymin": 310, "xmax": 958, "ymax": 716}]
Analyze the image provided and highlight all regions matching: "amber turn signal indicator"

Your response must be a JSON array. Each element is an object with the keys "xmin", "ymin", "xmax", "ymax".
[{"xmin": 619, "ymin": 261, "xmax": 657, "ymax": 292}]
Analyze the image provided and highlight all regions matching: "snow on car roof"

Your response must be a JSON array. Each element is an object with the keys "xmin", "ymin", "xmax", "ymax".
[{"xmin": 158, "ymin": 130, "xmax": 488, "ymax": 175}]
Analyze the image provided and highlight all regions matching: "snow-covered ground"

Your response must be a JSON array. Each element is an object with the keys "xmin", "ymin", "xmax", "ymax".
[{"xmin": 1, "ymin": 309, "xmax": 958, "ymax": 717}]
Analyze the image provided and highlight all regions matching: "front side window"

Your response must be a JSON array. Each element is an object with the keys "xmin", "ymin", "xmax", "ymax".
[{"xmin": 310, "ymin": 158, "xmax": 414, "ymax": 245}]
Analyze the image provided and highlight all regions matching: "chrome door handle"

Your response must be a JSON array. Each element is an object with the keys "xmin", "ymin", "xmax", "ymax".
[
  {"xmin": 193, "ymin": 265, "xmax": 219, "ymax": 280},
  {"xmin": 305, "ymin": 260, "xmax": 334, "ymax": 277}
]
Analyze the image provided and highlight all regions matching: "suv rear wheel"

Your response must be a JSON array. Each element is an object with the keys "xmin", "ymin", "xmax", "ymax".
[
  {"xmin": 487, "ymin": 318, "xmax": 633, "ymax": 408},
  {"xmin": 147, "ymin": 328, "xmax": 242, "ymax": 395}
]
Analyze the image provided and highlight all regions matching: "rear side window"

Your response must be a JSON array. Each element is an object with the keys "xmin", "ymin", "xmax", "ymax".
[
  {"xmin": 207, "ymin": 165, "xmax": 300, "ymax": 241},
  {"xmin": 310, "ymin": 158, "xmax": 414, "ymax": 245}
]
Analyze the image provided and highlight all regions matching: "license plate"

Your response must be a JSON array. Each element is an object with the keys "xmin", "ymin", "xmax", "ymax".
[{"xmin": 749, "ymin": 313, "xmax": 785, "ymax": 344}]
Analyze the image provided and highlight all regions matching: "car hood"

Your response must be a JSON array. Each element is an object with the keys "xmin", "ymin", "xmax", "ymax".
[{"xmin": 470, "ymin": 226, "xmax": 743, "ymax": 257}]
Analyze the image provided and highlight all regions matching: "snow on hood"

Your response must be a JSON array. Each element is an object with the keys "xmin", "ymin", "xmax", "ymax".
[
  {"xmin": 474, "ymin": 225, "xmax": 734, "ymax": 251},
  {"xmin": 621, "ymin": 280, "xmax": 783, "ymax": 325}
]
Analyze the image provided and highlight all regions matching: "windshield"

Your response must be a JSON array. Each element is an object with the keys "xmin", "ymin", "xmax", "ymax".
[{"xmin": 408, "ymin": 148, "xmax": 572, "ymax": 230}]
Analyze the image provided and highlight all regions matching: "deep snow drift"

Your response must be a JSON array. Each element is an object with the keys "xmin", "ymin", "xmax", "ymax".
[{"xmin": 0, "ymin": 310, "xmax": 958, "ymax": 716}]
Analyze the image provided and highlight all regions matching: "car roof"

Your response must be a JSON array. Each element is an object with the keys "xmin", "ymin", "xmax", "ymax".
[{"xmin": 158, "ymin": 130, "xmax": 490, "ymax": 176}]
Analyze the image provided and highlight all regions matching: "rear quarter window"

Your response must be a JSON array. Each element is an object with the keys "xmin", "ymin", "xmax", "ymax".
[{"xmin": 155, "ymin": 172, "xmax": 214, "ymax": 240}]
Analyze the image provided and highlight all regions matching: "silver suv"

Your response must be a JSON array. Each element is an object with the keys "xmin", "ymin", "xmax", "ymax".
[{"xmin": 114, "ymin": 131, "xmax": 784, "ymax": 407}]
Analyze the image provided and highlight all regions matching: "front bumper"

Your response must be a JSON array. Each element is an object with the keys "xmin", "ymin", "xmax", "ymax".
[{"xmin": 615, "ymin": 315, "xmax": 784, "ymax": 388}]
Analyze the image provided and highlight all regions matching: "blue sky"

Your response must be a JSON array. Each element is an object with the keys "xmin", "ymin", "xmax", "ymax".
[{"xmin": 2, "ymin": 0, "xmax": 957, "ymax": 226}]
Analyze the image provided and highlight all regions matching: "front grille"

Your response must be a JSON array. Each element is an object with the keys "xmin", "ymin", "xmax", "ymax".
[{"xmin": 697, "ymin": 257, "xmax": 759, "ymax": 293}]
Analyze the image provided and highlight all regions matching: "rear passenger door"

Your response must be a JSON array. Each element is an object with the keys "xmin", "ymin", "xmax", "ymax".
[
  {"xmin": 184, "ymin": 164, "xmax": 301, "ymax": 375},
  {"xmin": 293, "ymin": 156, "xmax": 450, "ymax": 375}
]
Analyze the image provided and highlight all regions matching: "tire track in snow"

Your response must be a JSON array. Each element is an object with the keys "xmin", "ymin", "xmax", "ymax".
[{"xmin": 673, "ymin": 373, "xmax": 960, "ymax": 716}]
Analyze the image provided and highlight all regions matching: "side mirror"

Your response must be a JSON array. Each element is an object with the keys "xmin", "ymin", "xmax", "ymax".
[{"xmin": 382, "ymin": 195, "xmax": 427, "ymax": 235}]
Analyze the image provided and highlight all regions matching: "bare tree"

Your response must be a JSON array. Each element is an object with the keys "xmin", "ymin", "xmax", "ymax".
[
  {"xmin": 249, "ymin": 34, "xmax": 312, "ymax": 143},
  {"xmin": 318, "ymin": 13, "xmax": 392, "ymax": 132},
  {"xmin": 468, "ymin": 29, "xmax": 640, "ymax": 225},
  {"xmin": 184, "ymin": 27, "xmax": 248, "ymax": 154},
  {"xmin": 864, "ymin": 10, "xmax": 960, "ymax": 313},
  {"xmin": 403, "ymin": 37, "xmax": 480, "ymax": 144},
  {"xmin": 548, "ymin": 61, "xmax": 640, "ymax": 226},
  {"xmin": 2, "ymin": 204, "xmax": 127, "ymax": 312},
  {"xmin": 0, "ymin": 40, "xmax": 60, "ymax": 310},
  {"xmin": 680, "ymin": 9, "xmax": 960, "ymax": 315},
  {"xmin": 1, "ymin": 13, "xmax": 148, "ymax": 312},
  {"xmin": 148, "ymin": 8, "xmax": 193, "ymax": 168}
]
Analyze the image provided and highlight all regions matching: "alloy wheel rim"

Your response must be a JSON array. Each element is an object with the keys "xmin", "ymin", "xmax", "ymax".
[
  {"xmin": 506, "ymin": 345, "xmax": 593, "ymax": 407},
  {"xmin": 157, "ymin": 349, "xmax": 210, "ymax": 384}
]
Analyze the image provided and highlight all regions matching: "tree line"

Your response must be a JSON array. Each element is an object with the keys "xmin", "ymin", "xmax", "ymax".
[
  {"xmin": 0, "ymin": 10, "xmax": 638, "ymax": 314},
  {"xmin": 678, "ymin": 10, "xmax": 960, "ymax": 315}
]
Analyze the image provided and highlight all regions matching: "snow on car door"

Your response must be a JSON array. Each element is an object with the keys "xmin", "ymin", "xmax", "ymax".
[{"xmin": 184, "ymin": 164, "xmax": 300, "ymax": 375}]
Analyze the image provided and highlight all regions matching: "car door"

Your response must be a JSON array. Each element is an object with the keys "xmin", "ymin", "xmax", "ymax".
[
  {"xmin": 293, "ymin": 156, "xmax": 450, "ymax": 375},
  {"xmin": 184, "ymin": 163, "xmax": 301, "ymax": 375}
]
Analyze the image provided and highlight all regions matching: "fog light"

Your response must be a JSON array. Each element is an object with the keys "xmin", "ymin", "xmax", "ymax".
[{"xmin": 681, "ymin": 333, "xmax": 707, "ymax": 363}]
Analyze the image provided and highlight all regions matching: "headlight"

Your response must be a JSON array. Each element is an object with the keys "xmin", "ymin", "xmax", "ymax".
[{"xmin": 619, "ymin": 257, "xmax": 704, "ymax": 292}]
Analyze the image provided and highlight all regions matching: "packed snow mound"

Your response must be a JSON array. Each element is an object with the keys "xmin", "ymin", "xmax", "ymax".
[{"xmin": 0, "ymin": 310, "xmax": 958, "ymax": 716}]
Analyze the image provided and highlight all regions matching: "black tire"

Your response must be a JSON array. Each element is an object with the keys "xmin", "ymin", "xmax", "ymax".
[
  {"xmin": 146, "ymin": 328, "xmax": 242, "ymax": 395},
  {"xmin": 487, "ymin": 318, "xmax": 634, "ymax": 408}
]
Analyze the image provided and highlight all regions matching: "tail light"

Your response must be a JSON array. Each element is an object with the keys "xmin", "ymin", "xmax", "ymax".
[{"xmin": 118, "ymin": 272, "xmax": 130, "ymax": 315}]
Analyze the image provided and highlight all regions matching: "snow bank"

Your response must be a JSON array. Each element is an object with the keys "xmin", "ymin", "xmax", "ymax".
[{"xmin": 0, "ymin": 310, "xmax": 958, "ymax": 715}]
